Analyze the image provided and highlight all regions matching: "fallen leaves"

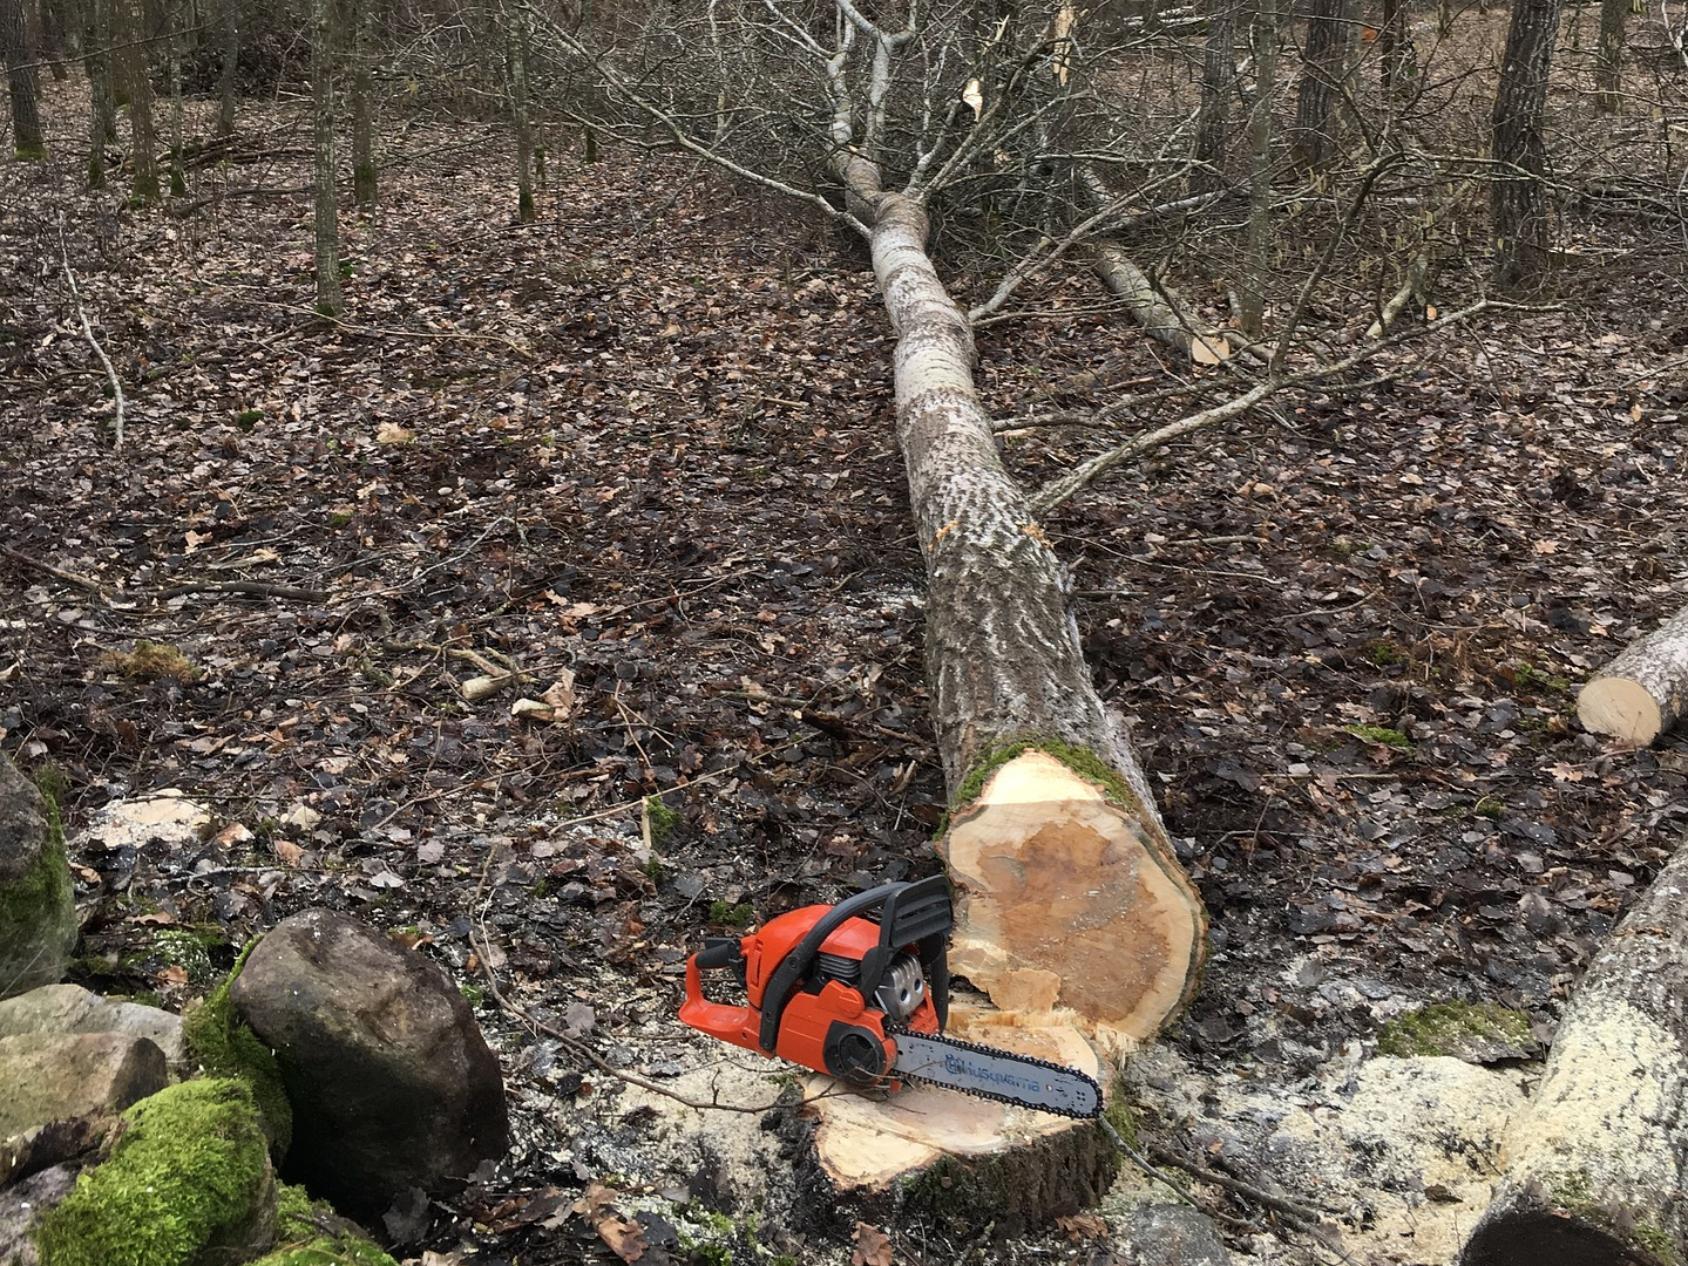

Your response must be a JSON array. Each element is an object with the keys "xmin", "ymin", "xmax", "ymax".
[
  {"xmin": 573, "ymin": 1183, "xmax": 648, "ymax": 1263},
  {"xmin": 851, "ymin": 1221, "xmax": 893, "ymax": 1266}
]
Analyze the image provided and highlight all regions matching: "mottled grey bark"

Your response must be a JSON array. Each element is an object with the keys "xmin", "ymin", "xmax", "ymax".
[
  {"xmin": 1240, "ymin": 0, "xmax": 1276, "ymax": 335},
  {"xmin": 1192, "ymin": 0, "xmax": 1235, "ymax": 193},
  {"xmin": 311, "ymin": 0, "xmax": 342, "ymax": 314},
  {"xmin": 1490, "ymin": 0, "xmax": 1562, "ymax": 285},
  {"xmin": 118, "ymin": 0, "xmax": 158, "ymax": 201},
  {"xmin": 509, "ymin": 2, "xmax": 533, "ymax": 222},
  {"xmin": 1379, "ymin": 0, "xmax": 1413, "ymax": 98},
  {"xmin": 38, "ymin": 0, "xmax": 68, "ymax": 79},
  {"xmin": 2, "ymin": 0, "xmax": 45, "ymax": 158},
  {"xmin": 215, "ymin": 0, "xmax": 237, "ymax": 136},
  {"xmin": 1293, "ymin": 0, "xmax": 1351, "ymax": 167},
  {"xmin": 167, "ymin": 0, "xmax": 185, "ymax": 196},
  {"xmin": 85, "ymin": 0, "xmax": 109, "ymax": 184},
  {"xmin": 1460, "ymin": 841, "xmax": 1688, "ymax": 1266},
  {"xmin": 350, "ymin": 0, "xmax": 375, "ymax": 209},
  {"xmin": 1595, "ymin": 0, "xmax": 1627, "ymax": 111}
]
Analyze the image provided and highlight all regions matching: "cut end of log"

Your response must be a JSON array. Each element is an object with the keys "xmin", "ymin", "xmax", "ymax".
[
  {"xmin": 940, "ymin": 749, "xmax": 1206, "ymax": 1049},
  {"xmin": 1461, "ymin": 1203, "xmax": 1669, "ymax": 1266},
  {"xmin": 1576, "ymin": 677, "xmax": 1662, "ymax": 745},
  {"xmin": 799, "ymin": 1000, "xmax": 1119, "ymax": 1227},
  {"xmin": 1191, "ymin": 335, "xmax": 1231, "ymax": 365}
]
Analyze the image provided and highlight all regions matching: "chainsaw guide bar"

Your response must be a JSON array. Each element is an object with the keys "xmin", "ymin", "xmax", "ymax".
[{"xmin": 679, "ymin": 876, "xmax": 1105, "ymax": 1120}]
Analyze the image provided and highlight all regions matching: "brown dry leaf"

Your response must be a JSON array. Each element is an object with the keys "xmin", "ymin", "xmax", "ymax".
[
  {"xmin": 376, "ymin": 421, "xmax": 415, "ymax": 445},
  {"xmin": 183, "ymin": 530, "xmax": 211, "ymax": 555},
  {"xmin": 1055, "ymin": 1212, "xmax": 1108, "ymax": 1241},
  {"xmin": 1533, "ymin": 539, "xmax": 1558, "ymax": 555},
  {"xmin": 272, "ymin": 839, "xmax": 305, "ymax": 866},
  {"xmin": 157, "ymin": 964, "xmax": 189, "ymax": 988},
  {"xmin": 540, "ymin": 670, "xmax": 577, "ymax": 716},
  {"xmin": 851, "ymin": 1221, "xmax": 893, "ymax": 1266},
  {"xmin": 569, "ymin": 1183, "xmax": 646, "ymax": 1263}
]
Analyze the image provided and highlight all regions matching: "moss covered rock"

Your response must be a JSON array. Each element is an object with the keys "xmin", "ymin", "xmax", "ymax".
[
  {"xmin": 182, "ymin": 942, "xmax": 292, "ymax": 1155},
  {"xmin": 0, "ymin": 755, "xmax": 77, "ymax": 1000},
  {"xmin": 32, "ymin": 1078, "xmax": 277, "ymax": 1266},
  {"xmin": 245, "ymin": 1185, "xmax": 396, "ymax": 1266},
  {"xmin": 1377, "ymin": 1002, "xmax": 1539, "ymax": 1064}
]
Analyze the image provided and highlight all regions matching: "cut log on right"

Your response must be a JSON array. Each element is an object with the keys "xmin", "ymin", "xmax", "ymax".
[
  {"xmin": 1577, "ymin": 603, "xmax": 1688, "ymax": 744},
  {"xmin": 1459, "ymin": 840, "xmax": 1688, "ymax": 1266}
]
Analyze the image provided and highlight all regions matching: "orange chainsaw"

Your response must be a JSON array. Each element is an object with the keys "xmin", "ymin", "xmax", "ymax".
[{"xmin": 678, "ymin": 877, "xmax": 1101, "ymax": 1118}]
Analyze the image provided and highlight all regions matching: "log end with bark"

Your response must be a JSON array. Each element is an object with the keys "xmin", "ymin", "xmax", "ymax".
[
  {"xmin": 1458, "ymin": 844, "xmax": 1688, "ymax": 1266},
  {"xmin": 942, "ymin": 746, "xmax": 1207, "ymax": 1049},
  {"xmin": 792, "ymin": 1001, "xmax": 1120, "ymax": 1230},
  {"xmin": 1577, "ymin": 606, "xmax": 1688, "ymax": 745}
]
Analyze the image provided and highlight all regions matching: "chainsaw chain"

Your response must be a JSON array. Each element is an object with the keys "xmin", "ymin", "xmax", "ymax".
[{"xmin": 885, "ymin": 1023, "xmax": 1104, "ymax": 1121}]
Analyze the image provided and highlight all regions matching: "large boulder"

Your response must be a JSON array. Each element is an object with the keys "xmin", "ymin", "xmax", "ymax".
[
  {"xmin": 0, "ymin": 757, "xmax": 76, "ymax": 999},
  {"xmin": 31, "ymin": 1078, "xmax": 277, "ymax": 1266},
  {"xmin": 0, "ymin": 1033, "xmax": 167, "ymax": 1140},
  {"xmin": 0, "ymin": 1165, "xmax": 76, "ymax": 1266},
  {"xmin": 229, "ymin": 909, "xmax": 510, "ymax": 1213},
  {"xmin": 0, "ymin": 984, "xmax": 186, "ymax": 1072}
]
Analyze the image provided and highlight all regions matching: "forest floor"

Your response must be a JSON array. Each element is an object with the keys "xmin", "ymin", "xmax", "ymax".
[{"xmin": 4, "ymin": 72, "xmax": 1688, "ymax": 1266}]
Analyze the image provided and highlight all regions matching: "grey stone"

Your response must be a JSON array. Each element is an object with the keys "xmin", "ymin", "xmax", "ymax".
[
  {"xmin": 0, "ymin": 758, "xmax": 75, "ymax": 1000},
  {"xmin": 0, "ymin": 1032, "xmax": 168, "ymax": 1139},
  {"xmin": 230, "ymin": 908, "xmax": 510, "ymax": 1212},
  {"xmin": 0, "ymin": 1165, "xmax": 76, "ymax": 1266},
  {"xmin": 1116, "ymin": 1204, "xmax": 1231, "ymax": 1266},
  {"xmin": 0, "ymin": 984, "xmax": 186, "ymax": 1071}
]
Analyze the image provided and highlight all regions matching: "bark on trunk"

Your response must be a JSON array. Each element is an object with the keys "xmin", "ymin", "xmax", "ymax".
[
  {"xmin": 1091, "ymin": 242, "xmax": 1230, "ymax": 363},
  {"xmin": 1192, "ymin": 0, "xmax": 1235, "ymax": 193},
  {"xmin": 1293, "ymin": 0, "xmax": 1351, "ymax": 167},
  {"xmin": 791, "ymin": 88, "xmax": 1206, "ymax": 1221},
  {"xmin": 350, "ymin": 0, "xmax": 375, "ymax": 210},
  {"xmin": 214, "ymin": 0, "xmax": 236, "ymax": 136},
  {"xmin": 120, "ymin": 0, "xmax": 158, "ymax": 202},
  {"xmin": 1460, "ymin": 841, "xmax": 1688, "ymax": 1266},
  {"xmin": 1577, "ymin": 604, "xmax": 1688, "ymax": 745},
  {"xmin": 311, "ymin": 0, "xmax": 342, "ymax": 315},
  {"xmin": 1595, "ymin": 0, "xmax": 1627, "ymax": 111},
  {"xmin": 1240, "ymin": 0, "xmax": 1277, "ymax": 335},
  {"xmin": 1379, "ymin": 0, "xmax": 1414, "ymax": 97},
  {"xmin": 38, "ymin": 0, "xmax": 68, "ymax": 79},
  {"xmin": 2, "ymin": 0, "xmax": 45, "ymax": 159},
  {"xmin": 1490, "ymin": 0, "xmax": 1563, "ymax": 285},
  {"xmin": 167, "ymin": 0, "xmax": 185, "ymax": 196},
  {"xmin": 510, "ymin": 4, "xmax": 534, "ymax": 223},
  {"xmin": 85, "ymin": 0, "xmax": 109, "ymax": 184}
]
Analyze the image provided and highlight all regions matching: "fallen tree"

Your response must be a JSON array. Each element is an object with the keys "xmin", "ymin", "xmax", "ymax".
[
  {"xmin": 1460, "ymin": 840, "xmax": 1688, "ymax": 1266},
  {"xmin": 1577, "ymin": 602, "xmax": 1688, "ymax": 745}
]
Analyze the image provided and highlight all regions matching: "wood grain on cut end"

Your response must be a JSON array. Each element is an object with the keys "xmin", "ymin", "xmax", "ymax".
[
  {"xmin": 940, "ymin": 751, "xmax": 1205, "ymax": 1047},
  {"xmin": 1578, "ymin": 677, "xmax": 1663, "ymax": 745},
  {"xmin": 801, "ymin": 1002, "xmax": 1116, "ymax": 1226}
]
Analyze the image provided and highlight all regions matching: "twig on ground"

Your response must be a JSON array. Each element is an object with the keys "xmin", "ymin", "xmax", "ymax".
[
  {"xmin": 0, "ymin": 545, "xmax": 113, "ymax": 595},
  {"xmin": 59, "ymin": 226, "xmax": 126, "ymax": 454}
]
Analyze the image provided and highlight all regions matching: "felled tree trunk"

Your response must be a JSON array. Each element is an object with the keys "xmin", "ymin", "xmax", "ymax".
[
  {"xmin": 792, "ymin": 85, "xmax": 1207, "ymax": 1227},
  {"xmin": 1577, "ymin": 604, "xmax": 1688, "ymax": 745},
  {"xmin": 1090, "ymin": 241, "xmax": 1231, "ymax": 364},
  {"xmin": 1460, "ymin": 842, "xmax": 1688, "ymax": 1266}
]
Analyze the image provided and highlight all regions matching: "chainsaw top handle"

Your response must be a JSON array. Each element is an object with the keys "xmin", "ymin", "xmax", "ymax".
[{"xmin": 755, "ymin": 874, "xmax": 951, "ymax": 1054}]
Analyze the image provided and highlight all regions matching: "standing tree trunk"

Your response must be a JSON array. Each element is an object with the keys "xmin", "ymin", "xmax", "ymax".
[
  {"xmin": 1490, "ymin": 0, "xmax": 1562, "ymax": 285},
  {"xmin": 37, "ymin": 0, "xmax": 68, "ymax": 78},
  {"xmin": 311, "ymin": 0, "xmax": 343, "ymax": 314},
  {"xmin": 1379, "ymin": 0, "xmax": 1414, "ymax": 98},
  {"xmin": 167, "ymin": 0, "xmax": 185, "ymax": 195},
  {"xmin": 118, "ymin": 0, "xmax": 159, "ymax": 201},
  {"xmin": 1460, "ymin": 841, "xmax": 1688, "ymax": 1266},
  {"xmin": 1294, "ymin": 0, "xmax": 1351, "ymax": 167},
  {"xmin": 2, "ymin": 0, "xmax": 46, "ymax": 159},
  {"xmin": 215, "ymin": 0, "xmax": 236, "ymax": 136},
  {"xmin": 85, "ymin": 0, "xmax": 109, "ymax": 184},
  {"xmin": 1192, "ymin": 0, "xmax": 1235, "ymax": 193},
  {"xmin": 509, "ymin": 2, "xmax": 534, "ymax": 222},
  {"xmin": 1595, "ymin": 0, "xmax": 1628, "ymax": 111},
  {"xmin": 1240, "ymin": 0, "xmax": 1277, "ymax": 335},
  {"xmin": 350, "ymin": 0, "xmax": 375, "ymax": 209}
]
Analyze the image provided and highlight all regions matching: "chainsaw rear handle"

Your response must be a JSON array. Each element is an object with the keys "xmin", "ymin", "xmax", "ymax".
[{"xmin": 755, "ymin": 876, "xmax": 950, "ymax": 1054}]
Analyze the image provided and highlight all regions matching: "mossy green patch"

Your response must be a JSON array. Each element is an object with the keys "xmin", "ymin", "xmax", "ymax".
[
  {"xmin": 149, "ymin": 929, "xmax": 216, "ymax": 987},
  {"xmin": 0, "ymin": 769, "xmax": 76, "ymax": 991},
  {"xmin": 708, "ymin": 901, "xmax": 753, "ymax": 928},
  {"xmin": 182, "ymin": 939, "xmax": 292, "ymax": 1155},
  {"xmin": 1102, "ymin": 1075, "xmax": 1140, "ymax": 1149},
  {"xmin": 644, "ymin": 794, "xmax": 681, "ymax": 846},
  {"xmin": 1376, "ymin": 1001, "xmax": 1532, "ymax": 1058},
  {"xmin": 102, "ymin": 641, "xmax": 197, "ymax": 684},
  {"xmin": 32, "ymin": 1078, "xmax": 275, "ymax": 1266},
  {"xmin": 1344, "ymin": 724, "xmax": 1410, "ymax": 749},
  {"xmin": 249, "ymin": 1183, "xmax": 397, "ymax": 1266}
]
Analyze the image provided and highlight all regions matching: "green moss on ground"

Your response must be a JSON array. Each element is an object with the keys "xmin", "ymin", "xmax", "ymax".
[
  {"xmin": 1376, "ymin": 1001, "xmax": 1532, "ymax": 1058},
  {"xmin": 643, "ymin": 794, "xmax": 681, "ymax": 845},
  {"xmin": 707, "ymin": 901, "xmax": 753, "ymax": 928},
  {"xmin": 102, "ymin": 641, "xmax": 197, "ymax": 684},
  {"xmin": 182, "ymin": 939, "xmax": 292, "ymax": 1154},
  {"xmin": 247, "ymin": 1184, "xmax": 397, "ymax": 1266},
  {"xmin": 32, "ymin": 1078, "xmax": 275, "ymax": 1266},
  {"xmin": 149, "ymin": 930, "xmax": 216, "ymax": 987}
]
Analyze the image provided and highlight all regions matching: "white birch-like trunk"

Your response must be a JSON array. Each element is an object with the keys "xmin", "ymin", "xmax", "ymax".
[{"xmin": 1461, "ymin": 841, "xmax": 1688, "ymax": 1265}]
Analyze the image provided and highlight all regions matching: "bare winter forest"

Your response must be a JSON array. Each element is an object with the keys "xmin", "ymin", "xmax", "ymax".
[{"xmin": 3, "ymin": 0, "xmax": 1688, "ymax": 1263}]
